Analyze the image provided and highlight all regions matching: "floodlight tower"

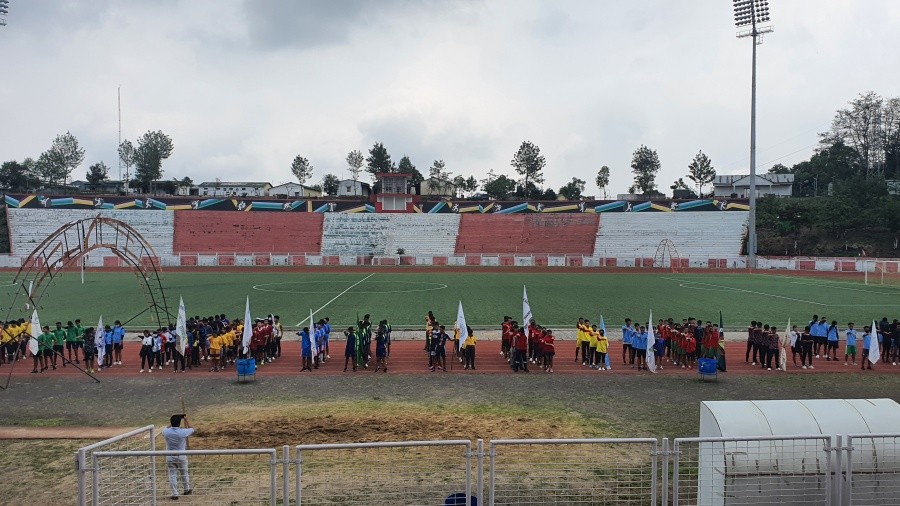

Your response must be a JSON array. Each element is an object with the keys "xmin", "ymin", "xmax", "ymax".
[
  {"xmin": 734, "ymin": 0, "xmax": 772, "ymax": 270},
  {"xmin": 0, "ymin": 0, "xmax": 9, "ymax": 27}
]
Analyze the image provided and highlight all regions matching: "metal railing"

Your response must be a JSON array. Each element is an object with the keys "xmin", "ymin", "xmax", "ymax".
[
  {"xmin": 846, "ymin": 433, "xmax": 900, "ymax": 505},
  {"xmin": 91, "ymin": 448, "xmax": 278, "ymax": 505},
  {"xmin": 75, "ymin": 425, "xmax": 156, "ymax": 506},
  {"xmin": 295, "ymin": 439, "xmax": 475, "ymax": 505},
  {"xmin": 672, "ymin": 435, "xmax": 833, "ymax": 506},
  {"xmin": 488, "ymin": 438, "xmax": 660, "ymax": 505},
  {"xmin": 78, "ymin": 431, "xmax": 900, "ymax": 504}
]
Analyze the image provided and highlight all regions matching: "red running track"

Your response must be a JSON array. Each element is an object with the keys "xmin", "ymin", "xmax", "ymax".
[{"xmin": 4, "ymin": 340, "xmax": 896, "ymax": 379}]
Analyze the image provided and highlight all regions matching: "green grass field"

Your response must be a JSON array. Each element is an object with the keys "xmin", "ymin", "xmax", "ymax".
[{"xmin": 2, "ymin": 270, "xmax": 898, "ymax": 330}]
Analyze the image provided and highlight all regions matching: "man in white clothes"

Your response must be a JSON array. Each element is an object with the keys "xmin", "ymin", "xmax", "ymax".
[{"xmin": 162, "ymin": 414, "xmax": 194, "ymax": 500}]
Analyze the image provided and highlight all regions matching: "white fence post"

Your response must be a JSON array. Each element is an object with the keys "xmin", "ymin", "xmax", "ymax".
[
  {"xmin": 282, "ymin": 445, "xmax": 291, "ymax": 506},
  {"xmin": 476, "ymin": 438, "xmax": 484, "ymax": 505}
]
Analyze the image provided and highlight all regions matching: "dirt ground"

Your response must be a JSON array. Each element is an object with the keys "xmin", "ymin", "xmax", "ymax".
[{"xmin": 3, "ymin": 372, "xmax": 900, "ymax": 505}]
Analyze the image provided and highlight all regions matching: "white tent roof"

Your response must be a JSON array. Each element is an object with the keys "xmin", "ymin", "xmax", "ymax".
[{"xmin": 700, "ymin": 398, "xmax": 900, "ymax": 438}]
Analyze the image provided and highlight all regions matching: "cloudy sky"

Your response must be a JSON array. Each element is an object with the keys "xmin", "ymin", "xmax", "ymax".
[{"xmin": 1, "ymin": 0, "xmax": 899, "ymax": 196}]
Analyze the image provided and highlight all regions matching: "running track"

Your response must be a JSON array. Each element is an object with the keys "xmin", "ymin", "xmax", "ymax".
[{"xmin": 4, "ymin": 340, "xmax": 896, "ymax": 380}]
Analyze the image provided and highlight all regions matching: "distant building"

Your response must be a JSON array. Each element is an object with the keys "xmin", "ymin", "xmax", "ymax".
[
  {"xmin": 197, "ymin": 181, "xmax": 272, "ymax": 197},
  {"xmin": 713, "ymin": 173, "xmax": 794, "ymax": 198},
  {"xmin": 419, "ymin": 177, "xmax": 456, "ymax": 197},
  {"xmin": 887, "ymin": 180, "xmax": 900, "ymax": 196},
  {"xmin": 269, "ymin": 182, "xmax": 322, "ymax": 198},
  {"xmin": 375, "ymin": 173, "xmax": 414, "ymax": 212},
  {"xmin": 337, "ymin": 179, "xmax": 371, "ymax": 197},
  {"xmin": 71, "ymin": 180, "xmax": 128, "ymax": 194}
]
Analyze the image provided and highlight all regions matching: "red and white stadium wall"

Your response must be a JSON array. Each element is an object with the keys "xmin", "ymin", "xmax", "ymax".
[{"xmin": 3, "ymin": 207, "xmax": 896, "ymax": 273}]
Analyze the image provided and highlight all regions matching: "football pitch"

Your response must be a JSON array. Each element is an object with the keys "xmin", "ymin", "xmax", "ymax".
[{"xmin": 2, "ymin": 269, "xmax": 898, "ymax": 330}]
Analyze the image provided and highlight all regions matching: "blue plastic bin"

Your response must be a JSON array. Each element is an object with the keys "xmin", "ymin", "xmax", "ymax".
[
  {"xmin": 236, "ymin": 358, "xmax": 257, "ymax": 381},
  {"xmin": 698, "ymin": 358, "xmax": 718, "ymax": 381}
]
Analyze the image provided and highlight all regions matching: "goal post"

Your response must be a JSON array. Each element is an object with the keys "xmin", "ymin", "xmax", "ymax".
[{"xmin": 864, "ymin": 260, "xmax": 900, "ymax": 287}]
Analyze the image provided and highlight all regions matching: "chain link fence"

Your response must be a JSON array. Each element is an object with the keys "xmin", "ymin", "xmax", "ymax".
[
  {"xmin": 79, "ymin": 430, "xmax": 900, "ymax": 505},
  {"xmin": 489, "ymin": 438, "xmax": 659, "ymax": 505},
  {"xmin": 75, "ymin": 425, "xmax": 156, "ymax": 506},
  {"xmin": 672, "ymin": 435, "xmax": 833, "ymax": 506},
  {"xmin": 295, "ymin": 440, "xmax": 474, "ymax": 505},
  {"xmin": 846, "ymin": 433, "xmax": 900, "ymax": 505},
  {"xmin": 92, "ymin": 449, "xmax": 277, "ymax": 505}
]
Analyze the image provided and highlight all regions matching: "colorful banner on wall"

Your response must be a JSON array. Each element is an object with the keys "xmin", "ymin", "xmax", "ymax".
[{"xmin": 3, "ymin": 194, "xmax": 748, "ymax": 213}]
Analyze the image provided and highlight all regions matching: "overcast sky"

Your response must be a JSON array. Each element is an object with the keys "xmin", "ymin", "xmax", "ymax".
[{"xmin": 1, "ymin": 0, "xmax": 899, "ymax": 196}]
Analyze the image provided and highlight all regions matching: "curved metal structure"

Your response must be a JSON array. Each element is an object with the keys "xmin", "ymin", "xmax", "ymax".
[
  {"xmin": 653, "ymin": 238, "xmax": 684, "ymax": 273},
  {"xmin": 5, "ymin": 215, "xmax": 171, "ymax": 328}
]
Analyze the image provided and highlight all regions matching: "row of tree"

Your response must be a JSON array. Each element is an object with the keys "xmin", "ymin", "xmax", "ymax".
[
  {"xmin": 0, "ymin": 130, "xmax": 176, "ymax": 194},
  {"xmin": 289, "ymin": 140, "xmax": 717, "ymax": 200}
]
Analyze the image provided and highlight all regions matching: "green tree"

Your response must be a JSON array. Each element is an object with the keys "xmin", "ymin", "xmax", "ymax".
[
  {"xmin": 629, "ymin": 144, "xmax": 660, "ymax": 194},
  {"xmin": 366, "ymin": 142, "xmax": 394, "ymax": 179},
  {"xmin": 290, "ymin": 155, "xmax": 313, "ymax": 184},
  {"xmin": 791, "ymin": 141, "xmax": 861, "ymax": 197},
  {"xmin": 118, "ymin": 139, "xmax": 136, "ymax": 189},
  {"xmin": 824, "ymin": 91, "xmax": 900, "ymax": 179},
  {"xmin": 0, "ymin": 160, "xmax": 39, "ymax": 191},
  {"xmin": 133, "ymin": 130, "xmax": 174, "ymax": 193},
  {"xmin": 768, "ymin": 163, "xmax": 791, "ymax": 174},
  {"xmin": 465, "ymin": 176, "xmax": 478, "ymax": 194},
  {"xmin": 595, "ymin": 166, "xmax": 610, "ymax": 198},
  {"xmin": 322, "ymin": 173, "xmax": 340, "ymax": 196},
  {"xmin": 558, "ymin": 177, "xmax": 586, "ymax": 200},
  {"xmin": 481, "ymin": 170, "xmax": 516, "ymax": 200},
  {"xmin": 510, "ymin": 141, "xmax": 546, "ymax": 199},
  {"xmin": 428, "ymin": 159, "xmax": 452, "ymax": 192},
  {"xmin": 86, "ymin": 162, "xmax": 110, "ymax": 184},
  {"xmin": 670, "ymin": 178, "xmax": 690, "ymax": 191},
  {"xmin": 452, "ymin": 175, "xmax": 466, "ymax": 197},
  {"xmin": 346, "ymin": 149, "xmax": 364, "ymax": 182},
  {"xmin": 35, "ymin": 132, "xmax": 85, "ymax": 187},
  {"xmin": 397, "ymin": 155, "xmax": 424, "ymax": 184},
  {"xmin": 686, "ymin": 150, "xmax": 716, "ymax": 197}
]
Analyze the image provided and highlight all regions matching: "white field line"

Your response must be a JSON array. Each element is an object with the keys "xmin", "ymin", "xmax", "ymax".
[
  {"xmin": 787, "ymin": 280, "xmax": 900, "ymax": 295},
  {"xmin": 759, "ymin": 273, "xmax": 900, "ymax": 293},
  {"xmin": 661, "ymin": 277, "xmax": 827, "ymax": 306},
  {"xmin": 295, "ymin": 272, "xmax": 375, "ymax": 326}
]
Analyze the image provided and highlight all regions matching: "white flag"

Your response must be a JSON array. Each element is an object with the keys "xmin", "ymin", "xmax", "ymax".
[
  {"xmin": 522, "ymin": 286, "xmax": 533, "ymax": 338},
  {"xmin": 781, "ymin": 318, "xmax": 790, "ymax": 370},
  {"xmin": 28, "ymin": 309, "xmax": 40, "ymax": 356},
  {"xmin": 176, "ymin": 297, "xmax": 187, "ymax": 356},
  {"xmin": 869, "ymin": 320, "xmax": 880, "ymax": 365},
  {"xmin": 95, "ymin": 316, "xmax": 104, "ymax": 348},
  {"xmin": 310, "ymin": 309, "xmax": 317, "ymax": 351},
  {"xmin": 646, "ymin": 311, "xmax": 657, "ymax": 373},
  {"xmin": 456, "ymin": 301, "xmax": 468, "ymax": 351},
  {"xmin": 242, "ymin": 297, "xmax": 253, "ymax": 354}
]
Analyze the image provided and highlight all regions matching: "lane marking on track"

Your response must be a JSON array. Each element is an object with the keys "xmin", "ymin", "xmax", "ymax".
[
  {"xmin": 295, "ymin": 272, "xmax": 375, "ymax": 326},
  {"xmin": 661, "ymin": 277, "xmax": 827, "ymax": 306}
]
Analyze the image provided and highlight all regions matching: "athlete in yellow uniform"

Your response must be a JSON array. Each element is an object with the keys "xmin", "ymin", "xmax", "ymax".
[{"xmin": 588, "ymin": 325, "xmax": 600, "ymax": 368}]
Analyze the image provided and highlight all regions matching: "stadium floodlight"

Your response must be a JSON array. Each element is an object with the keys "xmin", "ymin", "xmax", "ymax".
[
  {"xmin": 734, "ymin": 0, "xmax": 773, "ymax": 270},
  {"xmin": 0, "ymin": 0, "xmax": 8, "ymax": 26}
]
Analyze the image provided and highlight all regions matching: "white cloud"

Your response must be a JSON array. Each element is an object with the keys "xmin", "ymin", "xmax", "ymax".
[{"xmin": 1, "ymin": 0, "xmax": 899, "ymax": 195}]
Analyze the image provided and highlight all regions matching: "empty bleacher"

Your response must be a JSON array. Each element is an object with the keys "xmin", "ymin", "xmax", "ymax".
[
  {"xmin": 173, "ymin": 211, "xmax": 323, "ymax": 254},
  {"xmin": 6, "ymin": 208, "xmax": 175, "ymax": 256},
  {"xmin": 454, "ymin": 214, "xmax": 599, "ymax": 254},
  {"xmin": 593, "ymin": 212, "xmax": 748, "ymax": 259},
  {"xmin": 321, "ymin": 214, "xmax": 461, "ymax": 256}
]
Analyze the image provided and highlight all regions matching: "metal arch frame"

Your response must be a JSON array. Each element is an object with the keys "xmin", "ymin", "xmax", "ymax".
[
  {"xmin": 653, "ymin": 238, "xmax": 684, "ymax": 273},
  {"xmin": 4, "ymin": 216, "xmax": 173, "ymax": 330}
]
